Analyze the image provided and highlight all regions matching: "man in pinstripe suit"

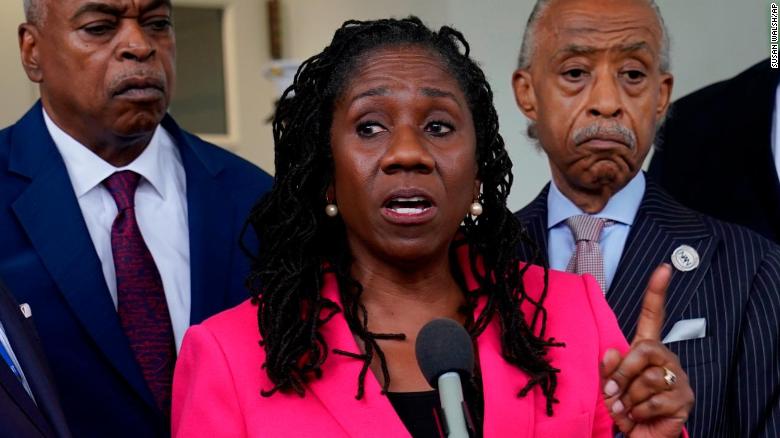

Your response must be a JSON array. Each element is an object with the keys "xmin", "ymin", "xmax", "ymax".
[{"xmin": 511, "ymin": 0, "xmax": 780, "ymax": 436}]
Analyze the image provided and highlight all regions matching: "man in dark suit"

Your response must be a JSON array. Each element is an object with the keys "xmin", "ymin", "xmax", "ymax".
[
  {"xmin": 511, "ymin": 0, "xmax": 780, "ymax": 436},
  {"xmin": 0, "ymin": 0, "xmax": 272, "ymax": 436},
  {"xmin": 649, "ymin": 59, "xmax": 780, "ymax": 243},
  {"xmin": 0, "ymin": 278, "xmax": 70, "ymax": 438}
]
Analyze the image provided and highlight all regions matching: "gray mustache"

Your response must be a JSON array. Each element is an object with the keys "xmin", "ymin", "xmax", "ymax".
[
  {"xmin": 107, "ymin": 70, "xmax": 167, "ymax": 94},
  {"xmin": 572, "ymin": 123, "xmax": 637, "ymax": 149}
]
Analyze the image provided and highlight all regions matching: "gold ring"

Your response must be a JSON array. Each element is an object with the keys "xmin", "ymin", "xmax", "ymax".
[{"xmin": 663, "ymin": 367, "xmax": 677, "ymax": 387}]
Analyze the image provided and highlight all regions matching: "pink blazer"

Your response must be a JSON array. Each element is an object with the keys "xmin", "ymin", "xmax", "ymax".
[{"xmin": 173, "ymin": 252, "xmax": 629, "ymax": 437}]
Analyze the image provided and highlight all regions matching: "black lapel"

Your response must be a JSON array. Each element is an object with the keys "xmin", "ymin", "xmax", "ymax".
[
  {"xmin": 608, "ymin": 180, "xmax": 717, "ymax": 340},
  {"xmin": 514, "ymin": 184, "xmax": 551, "ymax": 268},
  {"xmin": 0, "ymin": 281, "xmax": 55, "ymax": 437}
]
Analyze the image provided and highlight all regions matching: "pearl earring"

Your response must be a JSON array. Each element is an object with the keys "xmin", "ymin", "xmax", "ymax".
[
  {"xmin": 469, "ymin": 201, "xmax": 483, "ymax": 217},
  {"xmin": 325, "ymin": 203, "xmax": 339, "ymax": 217}
]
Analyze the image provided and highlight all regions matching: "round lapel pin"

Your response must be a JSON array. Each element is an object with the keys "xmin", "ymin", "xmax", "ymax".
[{"xmin": 671, "ymin": 245, "xmax": 699, "ymax": 272}]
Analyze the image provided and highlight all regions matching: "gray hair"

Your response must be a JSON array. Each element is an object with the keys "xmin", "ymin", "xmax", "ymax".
[
  {"xmin": 517, "ymin": 0, "xmax": 671, "ymax": 72},
  {"xmin": 23, "ymin": 0, "xmax": 46, "ymax": 24}
]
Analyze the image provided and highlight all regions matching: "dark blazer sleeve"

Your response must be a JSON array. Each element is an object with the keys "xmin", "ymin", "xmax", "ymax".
[
  {"xmin": 649, "ymin": 59, "xmax": 780, "ymax": 243},
  {"xmin": 732, "ymin": 246, "xmax": 780, "ymax": 437}
]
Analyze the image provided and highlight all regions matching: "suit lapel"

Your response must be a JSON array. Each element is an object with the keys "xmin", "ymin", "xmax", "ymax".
[
  {"xmin": 0, "ymin": 286, "xmax": 52, "ymax": 437},
  {"xmin": 308, "ymin": 270, "xmax": 537, "ymax": 437},
  {"xmin": 516, "ymin": 180, "xmax": 714, "ymax": 342},
  {"xmin": 0, "ymin": 282, "xmax": 70, "ymax": 438},
  {"xmin": 456, "ymin": 245, "xmax": 535, "ymax": 436},
  {"xmin": 0, "ymin": 355, "xmax": 49, "ymax": 436},
  {"xmin": 307, "ymin": 272, "xmax": 411, "ymax": 437},
  {"xmin": 8, "ymin": 103, "xmax": 157, "ymax": 410},
  {"xmin": 163, "ymin": 117, "xmax": 236, "ymax": 325},
  {"xmin": 608, "ymin": 181, "xmax": 716, "ymax": 340},
  {"xmin": 478, "ymin": 309, "xmax": 535, "ymax": 436},
  {"xmin": 515, "ymin": 185, "xmax": 551, "ymax": 268}
]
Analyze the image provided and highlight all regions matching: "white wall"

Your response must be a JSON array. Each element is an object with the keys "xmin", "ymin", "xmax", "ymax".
[
  {"xmin": 262, "ymin": 0, "xmax": 772, "ymax": 210},
  {"xmin": 0, "ymin": 2, "xmax": 37, "ymax": 127},
  {"xmin": 411, "ymin": 0, "xmax": 770, "ymax": 209},
  {"xmin": 660, "ymin": 0, "xmax": 769, "ymax": 98},
  {"xmin": 282, "ymin": 0, "xmax": 418, "ymax": 58},
  {"xmin": 0, "ymin": 1, "xmax": 770, "ymax": 210},
  {"xmin": 414, "ymin": 0, "xmax": 545, "ymax": 211}
]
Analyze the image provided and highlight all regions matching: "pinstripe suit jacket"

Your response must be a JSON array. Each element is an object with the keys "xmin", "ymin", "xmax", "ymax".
[{"xmin": 514, "ymin": 177, "xmax": 780, "ymax": 438}]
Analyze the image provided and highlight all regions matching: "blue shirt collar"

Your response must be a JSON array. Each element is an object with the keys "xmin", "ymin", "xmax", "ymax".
[{"xmin": 547, "ymin": 172, "xmax": 645, "ymax": 229}]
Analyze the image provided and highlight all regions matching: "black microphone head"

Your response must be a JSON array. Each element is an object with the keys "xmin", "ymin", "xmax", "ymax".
[{"xmin": 415, "ymin": 318, "xmax": 475, "ymax": 388}]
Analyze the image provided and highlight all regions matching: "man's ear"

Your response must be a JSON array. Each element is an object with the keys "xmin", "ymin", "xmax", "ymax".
[
  {"xmin": 656, "ymin": 72, "xmax": 674, "ymax": 120},
  {"xmin": 512, "ymin": 69, "xmax": 538, "ymax": 121},
  {"xmin": 19, "ymin": 23, "xmax": 43, "ymax": 83}
]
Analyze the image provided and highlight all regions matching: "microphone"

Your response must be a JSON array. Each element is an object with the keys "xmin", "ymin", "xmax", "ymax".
[{"xmin": 415, "ymin": 318, "xmax": 475, "ymax": 438}]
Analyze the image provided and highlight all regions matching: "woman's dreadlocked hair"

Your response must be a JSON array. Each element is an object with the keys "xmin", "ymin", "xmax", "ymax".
[{"xmin": 244, "ymin": 16, "xmax": 563, "ymax": 415}]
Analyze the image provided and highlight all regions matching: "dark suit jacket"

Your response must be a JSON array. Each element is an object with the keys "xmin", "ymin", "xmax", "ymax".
[
  {"xmin": 649, "ymin": 59, "xmax": 780, "ymax": 243},
  {"xmin": 0, "ymin": 102, "xmax": 273, "ymax": 437},
  {"xmin": 515, "ymin": 178, "xmax": 780, "ymax": 438},
  {"xmin": 0, "ymin": 278, "xmax": 70, "ymax": 438}
]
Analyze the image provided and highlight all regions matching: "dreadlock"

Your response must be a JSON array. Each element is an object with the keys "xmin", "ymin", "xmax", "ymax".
[{"xmin": 244, "ymin": 16, "xmax": 563, "ymax": 415}]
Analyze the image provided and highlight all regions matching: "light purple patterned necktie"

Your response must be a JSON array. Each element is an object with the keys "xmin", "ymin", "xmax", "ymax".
[
  {"xmin": 103, "ymin": 170, "xmax": 175, "ymax": 415},
  {"xmin": 565, "ymin": 215, "xmax": 613, "ymax": 293}
]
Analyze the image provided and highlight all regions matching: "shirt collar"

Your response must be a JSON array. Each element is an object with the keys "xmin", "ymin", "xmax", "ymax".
[
  {"xmin": 43, "ymin": 108, "xmax": 173, "ymax": 199},
  {"xmin": 547, "ymin": 171, "xmax": 645, "ymax": 229}
]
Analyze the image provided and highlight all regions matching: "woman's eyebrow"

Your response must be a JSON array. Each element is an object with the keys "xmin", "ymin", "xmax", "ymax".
[
  {"xmin": 421, "ymin": 87, "xmax": 463, "ymax": 109},
  {"xmin": 350, "ymin": 87, "xmax": 389, "ymax": 104}
]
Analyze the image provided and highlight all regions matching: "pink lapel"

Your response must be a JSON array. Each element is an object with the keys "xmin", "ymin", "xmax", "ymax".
[
  {"xmin": 476, "ymin": 317, "xmax": 536, "ymax": 436},
  {"xmin": 307, "ymin": 248, "xmax": 537, "ymax": 437},
  {"xmin": 306, "ymin": 272, "xmax": 412, "ymax": 437},
  {"xmin": 459, "ymin": 248, "xmax": 536, "ymax": 436}
]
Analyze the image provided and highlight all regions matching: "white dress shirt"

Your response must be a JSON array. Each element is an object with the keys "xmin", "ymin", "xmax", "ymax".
[
  {"xmin": 0, "ymin": 322, "xmax": 34, "ymax": 400},
  {"xmin": 43, "ymin": 109, "xmax": 191, "ymax": 351},
  {"xmin": 547, "ymin": 172, "xmax": 645, "ymax": 292}
]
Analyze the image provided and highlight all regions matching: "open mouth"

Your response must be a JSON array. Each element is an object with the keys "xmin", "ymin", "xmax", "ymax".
[
  {"xmin": 384, "ymin": 196, "xmax": 433, "ymax": 215},
  {"xmin": 381, "ymin": 191, "xmax": 437, "ymax": 225}
]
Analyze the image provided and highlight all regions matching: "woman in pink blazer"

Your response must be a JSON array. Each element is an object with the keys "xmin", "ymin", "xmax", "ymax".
[{"xmin": 173, "ymin": 17, "xmax": 692, "ymax": 437}]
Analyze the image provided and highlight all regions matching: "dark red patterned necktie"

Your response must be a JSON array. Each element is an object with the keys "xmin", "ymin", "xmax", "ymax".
[{"xmin": 103, "ymin": 170, "xmax": 175, "ymax": 415}]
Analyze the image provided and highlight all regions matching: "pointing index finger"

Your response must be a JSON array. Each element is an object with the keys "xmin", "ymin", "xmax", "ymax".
[{"xmin": 633, "ymin": 263, "xmax": 672, "ymax": 343}]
